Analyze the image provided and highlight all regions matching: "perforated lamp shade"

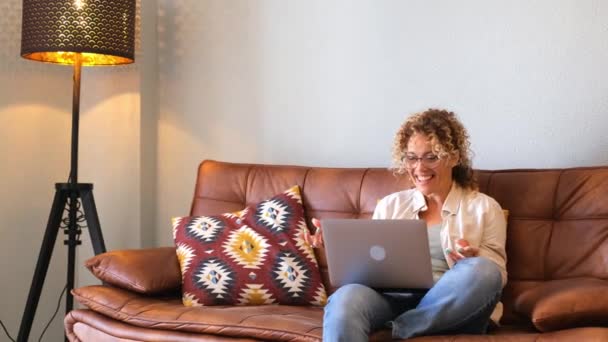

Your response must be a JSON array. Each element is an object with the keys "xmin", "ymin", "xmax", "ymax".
[{"xmin": 20, "ymin": 0, "xmax": 135, "ymax": 66}]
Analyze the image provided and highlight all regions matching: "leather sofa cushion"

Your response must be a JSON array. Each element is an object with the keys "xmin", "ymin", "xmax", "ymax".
[
  {"xmin": 67, "ymin": 291, "xmax": 608, "ymax": 342},
  {"xmin": 72, "ymin": 285, "xmax": 324, "ymax": 341},
  {"xmin": 66, "ymin": 309, "xmax": 261, "ymax": 342},
  {"xmin": 513, "ymin": 278, "xmax": 608, "ymax": 332},
  {"xmin": 86, "ymin": 247, "xmax": 181, "ymax": 294}
]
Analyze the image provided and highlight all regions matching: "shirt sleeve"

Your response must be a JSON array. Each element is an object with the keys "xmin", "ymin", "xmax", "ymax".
[{"xmin": 478, "ymin": 198, "xmax": 508, "ymax": 286}]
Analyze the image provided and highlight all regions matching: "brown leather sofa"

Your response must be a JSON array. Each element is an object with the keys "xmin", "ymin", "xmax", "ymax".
[{"xmin": 65, "ymin": 160, "xmax": 608, "ymax": 341}]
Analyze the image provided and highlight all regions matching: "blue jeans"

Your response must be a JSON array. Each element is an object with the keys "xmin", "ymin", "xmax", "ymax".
[{"xmin": 323, "ymin": 257, "xmax": 503, "ymax": 341}]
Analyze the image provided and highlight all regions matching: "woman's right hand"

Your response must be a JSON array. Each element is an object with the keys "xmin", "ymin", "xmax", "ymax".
[
  {"xmin": 446, "ymin": 238, "xmax": 479, "ymax": 263},
  {"xmin": 302, "ymin": 218, "xmax": 324, "ymax": 248}
]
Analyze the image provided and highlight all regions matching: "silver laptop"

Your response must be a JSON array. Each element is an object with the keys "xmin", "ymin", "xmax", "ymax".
[{"xmin": 322, "ymin": 219, "xmax": 434, "ymax": 290}]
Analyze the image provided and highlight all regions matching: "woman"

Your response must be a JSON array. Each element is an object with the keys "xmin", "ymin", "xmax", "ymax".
[{"xmin": 304, "ymin": 109, "xmax": 507, "ymax": 341}]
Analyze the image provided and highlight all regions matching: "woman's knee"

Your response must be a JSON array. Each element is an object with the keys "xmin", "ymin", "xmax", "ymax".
[
  {"xmin": 326, "ymin": 283, "xmax": 377, "ymax": 310},
  {"xmin": 323, "ymin": 284, "xmax": 378, "ymax": 341},
  {"xmin": 324, "ymin": 284, "xmax": 375, "ymax": 329},
  {"xmin": 324, "ymin": 283, "xmax": 391, "ymax": 338}
]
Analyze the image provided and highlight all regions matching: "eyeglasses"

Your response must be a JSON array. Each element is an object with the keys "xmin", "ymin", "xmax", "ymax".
[{"xmin": 403, "ymin": 153, "xmax": 441, "ymax": 169}]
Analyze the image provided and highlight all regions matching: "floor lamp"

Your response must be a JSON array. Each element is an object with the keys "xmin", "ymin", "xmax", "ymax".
[{"xmin": 17, "ymin": 1, "xmax": 135, "ymax": 341}]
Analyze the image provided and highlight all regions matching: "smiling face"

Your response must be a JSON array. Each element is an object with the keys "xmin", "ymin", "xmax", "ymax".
[{"xmin": 405, "ymin": 133, "xmax": 458, "ymax": 199}]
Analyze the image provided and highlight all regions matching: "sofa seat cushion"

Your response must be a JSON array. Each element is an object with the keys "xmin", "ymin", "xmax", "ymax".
[
  {"xmin": 66, "ymin": 301, "xmax": 608, "ymax": 342},
  {"xmin": 66, "ymin": 309, "xmax": 261, "ymax": 341},
  {"xmin": 368, "ymin": 327, "xmax": 608, "ymax": 341},
  {"xmin": 513, "ymin": 278, "xmax": 608, "ymax": 332},
  {"xmin": 72, "ymin": 285, "xmax": 323, "ymax": 341}
]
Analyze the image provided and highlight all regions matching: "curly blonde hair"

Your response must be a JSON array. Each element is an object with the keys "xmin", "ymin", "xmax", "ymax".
[{"xmin": 391, "ymin": 108, "xmax": 477, "ymax": 190}]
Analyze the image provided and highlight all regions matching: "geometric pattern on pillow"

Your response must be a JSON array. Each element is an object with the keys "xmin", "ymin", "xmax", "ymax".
[{"xmin": 173, "ymin": 185, "xmax": 327, "ymax": 307}]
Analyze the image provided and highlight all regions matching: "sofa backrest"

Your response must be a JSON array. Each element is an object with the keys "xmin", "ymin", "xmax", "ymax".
[{"xmin": 190, "ymin": 160, "xmax": 608, "ymax": 323}]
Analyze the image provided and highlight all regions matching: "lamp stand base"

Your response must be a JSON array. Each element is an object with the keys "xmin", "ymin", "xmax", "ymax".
[{"xmin": 17, "ymin": 183, "xmax": 106, "ymax": 342}]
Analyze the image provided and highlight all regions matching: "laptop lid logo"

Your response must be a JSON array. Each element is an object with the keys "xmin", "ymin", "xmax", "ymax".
[{"xmin": 370, "ymin": 245, "xmax": 386, "ymax": 261}]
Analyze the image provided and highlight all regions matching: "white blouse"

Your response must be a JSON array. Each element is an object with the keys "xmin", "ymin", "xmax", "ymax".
[{"xmin": 372, "ymin": 182, "xmax": 508, "ymax": 323}]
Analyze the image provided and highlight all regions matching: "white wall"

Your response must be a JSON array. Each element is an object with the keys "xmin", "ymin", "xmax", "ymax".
[
  {"xmin": 141, "ymin": 0, "xmax": 160, "ymax": 247},
  {"xmin": 0, "ymin": 0, "xmax": 141, "ymax": 340},
  {"xmin": 154, "ymin": 0, "xmax": 608, "ymax": 246}
]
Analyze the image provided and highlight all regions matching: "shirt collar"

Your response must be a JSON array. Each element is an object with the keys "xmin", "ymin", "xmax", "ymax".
[
  {"xmin": 442, "ymin": 182, "xmax": 462, "ymax": 216},
  {"xmin": 412, "ymin": 190, "xmax": 427, "ymax": 214},
  {"xmin": 411, "ymin": 182, "xmax": 462, "ymax": 216}
]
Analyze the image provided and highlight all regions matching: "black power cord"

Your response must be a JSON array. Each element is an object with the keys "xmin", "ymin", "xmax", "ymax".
[
  {"xmin": 0, "ymin": 284, "xmax": 68, "ymax": 342},
  {"xmin": 0, "ymin": 319, "xmax": 16, "ymax": 342},
  {"xmin": 38, "ymin": 284, "xmax": 68, "ymax": 342}
]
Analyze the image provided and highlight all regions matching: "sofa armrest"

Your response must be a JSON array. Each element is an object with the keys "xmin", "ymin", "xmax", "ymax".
[
  {"xmin": 513, "ymin": 278, "xmax": 608, "ymax": 332},
  {"xmin": 86, "ymin": 247, "xmax": 181, "ymax": 295}
]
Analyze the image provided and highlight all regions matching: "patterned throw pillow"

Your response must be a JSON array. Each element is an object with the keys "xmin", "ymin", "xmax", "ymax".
[{"xmin": 172, "ymin": 185, "xmax": 327, "ymax": 307}]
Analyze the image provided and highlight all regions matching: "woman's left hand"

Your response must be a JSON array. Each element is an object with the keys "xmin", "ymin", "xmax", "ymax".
[{"xmin": 446, "ymin": 239, "xmax": 479, "ymax": 263}]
